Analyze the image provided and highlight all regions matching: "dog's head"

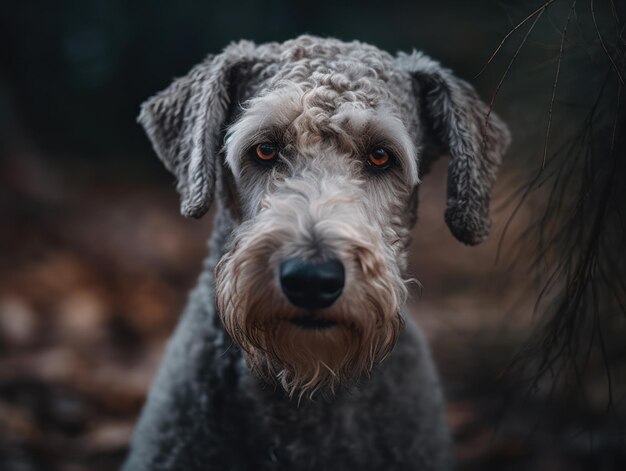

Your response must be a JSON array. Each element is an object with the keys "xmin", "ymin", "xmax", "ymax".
[{"xmin": 140, "ymin": 36, "xmax": 510, "ymax": 397}]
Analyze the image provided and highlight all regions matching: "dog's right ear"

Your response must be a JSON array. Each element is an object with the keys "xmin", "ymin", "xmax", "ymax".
[{"xmin": 138, "ymin": 41, "xmax": 262, "ymax": 218}]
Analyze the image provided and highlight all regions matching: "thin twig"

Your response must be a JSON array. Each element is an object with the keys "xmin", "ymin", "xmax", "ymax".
[
  {"xmin": 475, "ymin": 0, "xmax": 557, "ymax": 78},
  {"xmin": 610, "ymin": 79, "xmax": 622, "ymax": 154},
  {"xmin": 572, "ymin": 2, "xmax": 599, "ymax": 64},
  {"xmin": 542, "ymin": 0, "xmax": 577, "ymax": 169},
  {"xmin": 484, "ymin": 9, "xmax": 545, "ymax": 146},
  {"xmin": 609, "ymin": 0, "xmax": 625, "ymax": 46},
  {"xmin": 591, "ymin": 0, "xmax": 625, "ymax": 85}
]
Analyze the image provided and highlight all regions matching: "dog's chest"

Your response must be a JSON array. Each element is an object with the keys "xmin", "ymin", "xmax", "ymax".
[{"xmin": 206, "ymin": 339, "xmax": 428, "ymax": 471}]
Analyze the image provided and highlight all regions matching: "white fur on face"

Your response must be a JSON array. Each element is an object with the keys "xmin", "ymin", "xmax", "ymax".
[{"xmin": 216, "ymin": 163, "xmax": 407, "ymax": 398}]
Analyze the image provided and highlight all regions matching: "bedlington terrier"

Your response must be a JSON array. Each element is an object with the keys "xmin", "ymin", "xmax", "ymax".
[{"xmin": 124, "ymin": 35, "xmax": 510, "ymax": 470}]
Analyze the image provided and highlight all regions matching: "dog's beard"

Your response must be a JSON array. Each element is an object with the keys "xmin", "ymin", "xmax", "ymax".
[{"xmin": 215, "ymin": 223, "xmax": 406, "ymax": 399}]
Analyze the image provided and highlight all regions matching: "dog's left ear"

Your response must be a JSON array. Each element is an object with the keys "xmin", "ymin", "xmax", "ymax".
[
  {"xmin": 139, "ymin": 41, "xmax": 264, "ymax": 218},
  {"xmin": 396, "ymin": 52, "xmax": 511, "ymax": 245}
]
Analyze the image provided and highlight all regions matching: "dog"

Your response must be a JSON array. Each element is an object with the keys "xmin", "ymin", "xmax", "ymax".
[{"xmin": 124, "ymin": 36, "xmax": 510, "ymax": 470}]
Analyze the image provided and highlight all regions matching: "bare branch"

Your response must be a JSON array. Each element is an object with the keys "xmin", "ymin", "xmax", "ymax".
[
  {"xmin": 475, "ymin": 0, "xmax": 557, "ymax": 78},
  {"xmin": 610, "ymin": 79, "xmax": 623, "ymax": 154},
  {"xmin": 591, "ymin": 0, "xmax": 625, "ymax": 85},
  {"xmin": 483, "ymin": 9, "xmax": 545, "ymax": 146},
  {"xmin": 542, "ymin": 0, "xmax": 577, "ymax": 169},
  {"xmin": 609, "ymin": 0, "xmax": 626, "ymax": 46}
]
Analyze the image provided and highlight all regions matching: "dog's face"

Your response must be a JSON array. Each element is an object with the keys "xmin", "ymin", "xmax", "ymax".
[
  {"xmin": 140, "ymin": 37, "xmax": 510, "ymax": 397},
  {"xmin": 216, "ymin": 72, "xmax": 418, "ymax": 396}
]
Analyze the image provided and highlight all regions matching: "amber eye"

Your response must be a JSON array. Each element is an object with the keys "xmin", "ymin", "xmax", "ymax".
[
  {"xmin": 367, "ymin": 147, "xmax": 393, "ymax": 170},
  {"xmin": 255, "ymin": 143, "xmax": 278, "ymax": 162}
]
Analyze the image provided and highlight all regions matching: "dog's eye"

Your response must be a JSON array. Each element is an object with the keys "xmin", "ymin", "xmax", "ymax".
[
  {"xmin": 254, "ymin": 143, "xmax": 278, "ymax": 163},
  {"xmin": 366, "ymin": 147, "xmax": 394, "ymax": 170}
]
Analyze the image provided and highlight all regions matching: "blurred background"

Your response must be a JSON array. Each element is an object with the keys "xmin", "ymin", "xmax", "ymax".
[{"xmin": 1, "ymin": 1, "xmax": 624, "ymax": 469}]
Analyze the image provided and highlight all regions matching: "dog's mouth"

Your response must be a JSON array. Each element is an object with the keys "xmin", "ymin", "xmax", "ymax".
[{"xmin": 290, "ymin": 313, "xmax": 338, "ymax": 330}]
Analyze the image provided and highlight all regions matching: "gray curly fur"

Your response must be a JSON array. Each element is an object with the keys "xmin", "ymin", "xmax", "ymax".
[{"xmin": 125, "ymin": 36, "xmax": 510, "ymax": 470}]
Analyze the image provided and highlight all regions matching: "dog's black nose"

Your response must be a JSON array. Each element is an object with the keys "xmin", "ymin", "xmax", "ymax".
[{"xmin": 279, "ymin": 258, "xmax": 345, "ymax": 310}]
